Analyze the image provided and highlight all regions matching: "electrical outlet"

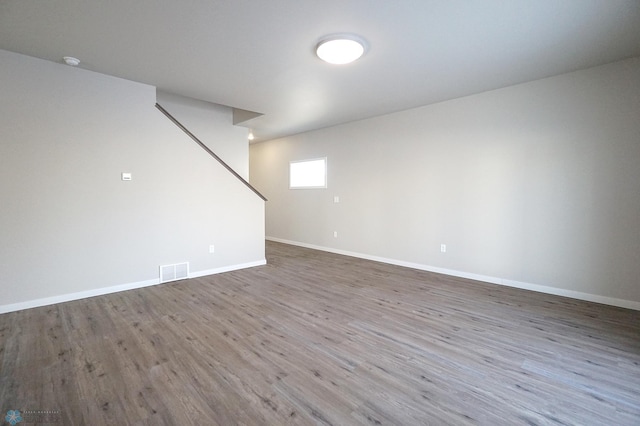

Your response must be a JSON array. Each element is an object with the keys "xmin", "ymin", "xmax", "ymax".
[
  {"xmin": 440, "ymin": 244, "xmax": 446, "ymax": 253},
  {"xmin": 333, "ymin": 231, "xmax": 338, "ymax": 238},
  {"xmin": 209, "ymin": 245, "xmax": 215, "ymax": 254}
]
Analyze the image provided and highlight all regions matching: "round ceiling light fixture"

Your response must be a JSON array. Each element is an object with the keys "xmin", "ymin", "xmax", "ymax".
[{"xmin": 316, "ymin": 34, "xmax": 366, "ymax": 65}]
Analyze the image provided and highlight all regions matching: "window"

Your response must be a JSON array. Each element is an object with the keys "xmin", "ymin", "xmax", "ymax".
[{"xmin": 289, "ymin": 158, "xmax": 327, "ymax": 189}]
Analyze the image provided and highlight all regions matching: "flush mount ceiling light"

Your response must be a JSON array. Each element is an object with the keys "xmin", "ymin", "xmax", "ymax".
[
  {"xmin": 316, "ymin": 34, "xmax": 366, "ymax": 65},
  {"xmin": 63, "ymin": 56, "xmax": 80, "ymax": 66}
]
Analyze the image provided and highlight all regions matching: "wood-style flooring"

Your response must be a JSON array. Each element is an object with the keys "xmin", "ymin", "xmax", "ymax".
[{"xmin": 1, "ymin": 241, "xmax": 639, "ymax": 425}]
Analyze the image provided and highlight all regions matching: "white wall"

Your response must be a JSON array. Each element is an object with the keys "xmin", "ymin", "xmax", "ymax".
[
  {"xmin": 0, "ymin": 49, "xmax": 265, "ymax": 312},
  {"xmin": 156, "ymin": 91, "xmax": 250, "ymax": 179},
  {"xmin": 250, "ymin": 57, "xmax": 640, "ymax": 309}
]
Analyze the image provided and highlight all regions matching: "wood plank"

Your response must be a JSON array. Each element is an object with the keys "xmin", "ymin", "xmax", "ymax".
[{"xmin": 1, "ymin": 241, "xmax": 639, "ymax": 425}]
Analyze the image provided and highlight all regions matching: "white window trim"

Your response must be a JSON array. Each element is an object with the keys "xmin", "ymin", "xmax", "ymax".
[{"xmin": 289, "ymin": 157, "xmax": 327, "ymax": 189}]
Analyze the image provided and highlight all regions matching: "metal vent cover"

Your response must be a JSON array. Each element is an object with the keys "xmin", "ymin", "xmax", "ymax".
[{"xmin": 159, "ymin": 262, "xmax": 189, "ymax": 283}]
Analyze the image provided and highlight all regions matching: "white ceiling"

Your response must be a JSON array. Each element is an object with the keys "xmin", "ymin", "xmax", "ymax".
[{"xmin": 1, "ymin": 0, "xmax": 640, "ymax": 142}]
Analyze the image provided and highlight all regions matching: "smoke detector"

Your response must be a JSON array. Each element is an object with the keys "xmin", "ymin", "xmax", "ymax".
[{"xmin": 63, "ymin": 56, "xmax": 80, "ymax": 66}]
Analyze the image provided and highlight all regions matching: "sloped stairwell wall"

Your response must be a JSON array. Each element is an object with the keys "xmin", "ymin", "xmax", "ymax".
[
  {"xmin": 156, "ymin": 90, "xmax": 250, "ymax": 180},
  {"xmin": 0, "ymin": 49, "xmax": 265, "ymax": 312}
]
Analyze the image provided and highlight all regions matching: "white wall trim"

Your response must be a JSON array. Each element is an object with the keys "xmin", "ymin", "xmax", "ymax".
[
  {"xmin": 189, "ymin": 259, "xmax": 266, "ymax": 278},
  {"xmin": 0, "ymin": 278, "xmax": 159, "ymax": 314},
  {"xmin": 267, "ymin": 237, "xmax": 640, "ymax": 311},
  {"xmin": 0, "ymin": 259, "xmax": 267, "ymax": 314}
]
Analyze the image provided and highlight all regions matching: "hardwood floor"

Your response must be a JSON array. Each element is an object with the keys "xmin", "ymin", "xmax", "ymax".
[{"xmin": 1, "ymin": 241, "xmax": 639, "ymax": 425}]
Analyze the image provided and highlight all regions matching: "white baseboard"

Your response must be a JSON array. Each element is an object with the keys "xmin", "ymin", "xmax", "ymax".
[
  {"xmin": 0, "ymin": 259, "xmax": 267, "ymax": 314},
  {"xmin": 0, "ymin": 278, "xmax": 160, "ymax": 314},
  {"xmin": 189, "ymin": 259, "xmax": 266, "ymax": 278},
  {"xmin": 267, "ymin": 237, "xmax": 640, "ymax": 311}
]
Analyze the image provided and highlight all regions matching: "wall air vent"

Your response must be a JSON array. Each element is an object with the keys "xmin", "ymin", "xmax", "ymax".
[{"xmin": 159, "ymin": 262, "xmax": 189, "ymax": 283}]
